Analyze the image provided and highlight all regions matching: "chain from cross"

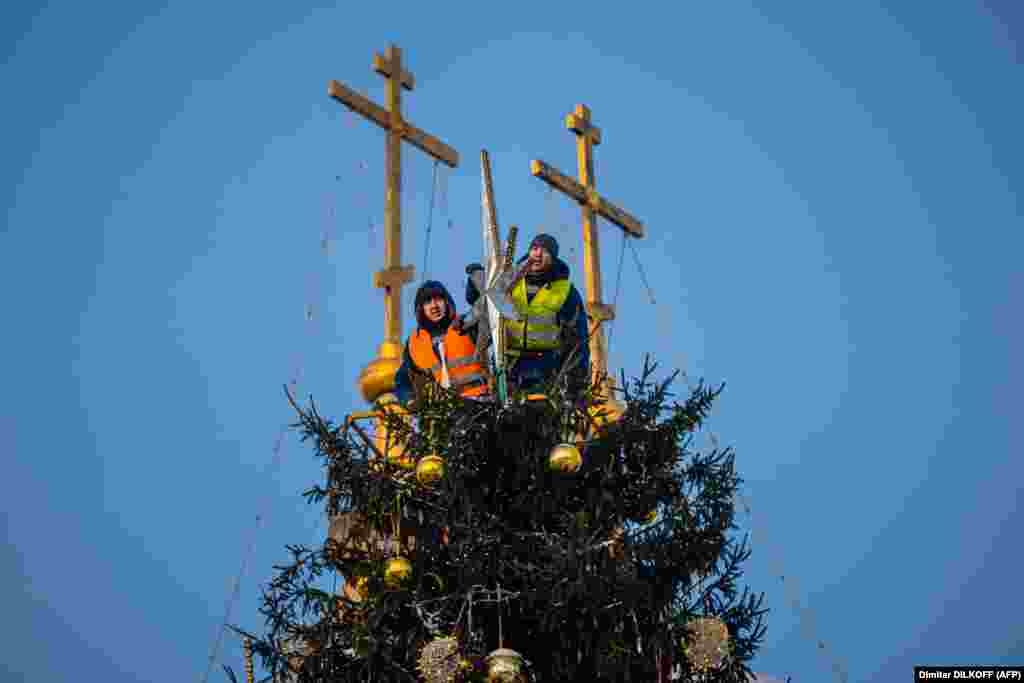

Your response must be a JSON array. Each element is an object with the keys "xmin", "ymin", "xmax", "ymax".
[
  {"xmin": 530, "ymin": 104, "xmax": 645, "ymax": 390},
  {"xmin": 328, "ymin": 44, "xmax": 460, "ymax": 363}
]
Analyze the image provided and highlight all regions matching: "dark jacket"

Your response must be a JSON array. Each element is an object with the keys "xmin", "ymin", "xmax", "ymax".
[
  {"xmin": 505, "ymin": 257, "xmax": 590, "ymax": 389},
  {"xmin": 394, "ymin": 281, "xmax": 478, "ymax": 404}
]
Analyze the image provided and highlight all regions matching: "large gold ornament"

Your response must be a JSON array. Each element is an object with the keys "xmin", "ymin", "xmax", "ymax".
[
  {"xmin": 384, "ymin": 556, "xmax": 413, "ymax": 588},
  {"xmin": 547, "ymin": 443, "xmax": 582, "ymax": 473},
  {"xmin": 484, "ymin": 648, "xmax": 527, "ymax": 683},
  {"xmin": 357, "ymin": 344, "xmax": 403, "ymax": 403},
  {"xmin": 417, "ymin": 636, "xmax": 461, "ymax": 683},
  {"xmin": 683, "ymin": 616, "xmax": 730, "ymax": 672},
  {"xmin": 416, "ymin": 454, "xmax": 445, "ymax": 485}
]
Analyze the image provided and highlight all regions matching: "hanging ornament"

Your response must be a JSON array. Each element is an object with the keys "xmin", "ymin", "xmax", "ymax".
[
  {"xmin": 343, "ymin": 575, "xmax": 369, "ymax": 602},
  {"xmin": 682, "ymin": 616, "xmax": 730, "ymax": 672},
  {"xmin": 384, "ymin": 556, "xmax": 413, "ymax": 588},
  {"xmin": 547, "ymin": 442, "xmax": 582, "ymax": 473},
  {"xmin": 417, "ymin": 636, "xmax": 461, "ymax": 683},
  {"xmin": 484, "ymin": 648, "xmax": 527, "ymax": 683},
  {"xmin": 416, "ymin": 454, "xmax": 445, "ymax": 485}
]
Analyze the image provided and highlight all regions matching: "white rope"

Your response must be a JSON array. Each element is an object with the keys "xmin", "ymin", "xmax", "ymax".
[
  {"xmin": 200, "ymin": 427, "xmax": 288, "ymax": 683},
  {"xmin": 736, "ymin": 485, "xmax": 849, "ymax": 683},
  {"xmin": 422, "ymin": 160, "xmax": 440, "ymax": 282},
  {"xmin": 200, "ymin": 171, "xmax": 340, "ymax": 682}
]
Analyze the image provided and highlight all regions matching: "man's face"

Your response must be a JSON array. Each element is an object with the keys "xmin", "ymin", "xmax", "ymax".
[
  {"xmin": 423, "ymin": 295, "xmax": 447, "ymax": 323},
  {"xmin": 528, "ymin": 244, "xmax": 552, "ymax": 273}
]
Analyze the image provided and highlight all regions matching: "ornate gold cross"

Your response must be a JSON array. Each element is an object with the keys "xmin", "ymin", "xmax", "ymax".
[
  {"xmin": 530, "ymin": 104, "xmax": 645, "ymax": 390},
  {"xmin": 328, "ymin": 44, "xmax": 460, "ymax": 404}
]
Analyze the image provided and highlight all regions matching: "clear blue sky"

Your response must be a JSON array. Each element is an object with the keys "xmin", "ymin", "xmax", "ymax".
[{"xmin": 2, "ymin": 2, "xmax": 1020, "ymax": 682}]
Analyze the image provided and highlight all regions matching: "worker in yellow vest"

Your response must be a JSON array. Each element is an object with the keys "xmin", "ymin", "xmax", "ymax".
[
  {"xmin": 498, "ymin": 234, "xmax": 590, "ymax": 396},
  {"xmin": 394, "ymin": 280, "xmax": 491, "ymax": 404}
]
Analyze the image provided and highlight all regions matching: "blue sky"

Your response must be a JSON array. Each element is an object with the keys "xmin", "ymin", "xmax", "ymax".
[{"xmin": 1, "ymin": 2, "xmax": 1020, "ymax": 681}]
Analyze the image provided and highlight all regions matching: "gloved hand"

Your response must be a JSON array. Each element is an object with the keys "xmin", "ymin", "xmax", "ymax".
[{"xmin": 465, "ymin": 263, "xmax": 484, "ymax": 306}]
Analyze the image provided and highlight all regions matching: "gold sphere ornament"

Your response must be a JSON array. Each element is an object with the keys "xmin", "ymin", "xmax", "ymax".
[
  {"xmin": 683, "ymin": 616, "xmax": 731, "ymax": 672},
  {"xmin": 416, "ymin": 454, "xmax": 445, "ymax": 485},
  {"xmin": 547, "ymin": 443, "xmax": 582, "ymax": 473},
  {"xmin": 417, "ymin": 636, "xmax": 461, "ymax": 683},
  {"xmin": 484, "ymin": 648, "xmax": 527, "ymax": 683},
  {"xmin": 383, "ymin": 556, "xmax": 413, "ymax": 588}
]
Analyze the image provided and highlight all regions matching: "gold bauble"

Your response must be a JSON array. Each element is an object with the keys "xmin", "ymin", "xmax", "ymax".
[
  {"xmin": 357, "ymin": 343, "xmax": 403, "ymax": 403},
  {"xmin": 343, "ymin": 575, "xmax": 369, "ymax": 602},
  {"xmin": 384, "ymin": 556, "xmax": 413, "ymax": 588},
  {"xmin": 417, "ymin": 636, "xmax": 461, "ymax": 683},
  {"xmin": 547, "ymin": 443, "xmax": 582, "ymax": 473},
  {"xmin": 416, "ymin": 454, "xmax": 445, "ymax": 485},
  {"xmin": 683, "ymin": 616, "xmax": 730, "ymax": 672},
  {"xmin": 484, "ymin": 648, "xmax": 527, "ymax": 683}
]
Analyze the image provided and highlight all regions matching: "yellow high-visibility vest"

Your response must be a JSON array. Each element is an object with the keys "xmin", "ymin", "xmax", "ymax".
[{"xmin": 505, "ymin": 278, "xmax": 571, "ymax": 356}]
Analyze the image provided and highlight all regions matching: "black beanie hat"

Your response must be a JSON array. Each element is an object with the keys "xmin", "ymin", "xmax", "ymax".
[{"xmin": 529, "ymin": 233, "xmax": 560, "ymax": 260}]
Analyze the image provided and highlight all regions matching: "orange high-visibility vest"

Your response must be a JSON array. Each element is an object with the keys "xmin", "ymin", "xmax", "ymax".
[{"xmin": 408, "ymin": 328, "xmax": 489, "ymax": 398}]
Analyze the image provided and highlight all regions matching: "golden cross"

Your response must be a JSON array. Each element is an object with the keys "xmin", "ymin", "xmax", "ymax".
[
  {"xmin": 328, "ymin": 44, "xmax": 460, "ymax": 405},
  {"xmin": 530, "ymin": 104, "xmax": 644, "ymax": 389}
]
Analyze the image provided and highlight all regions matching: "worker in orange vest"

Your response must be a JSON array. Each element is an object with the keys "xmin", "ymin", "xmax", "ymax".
[{"xmin": 394, "ymin": 280, "xmax": 491, "ymax": 404}]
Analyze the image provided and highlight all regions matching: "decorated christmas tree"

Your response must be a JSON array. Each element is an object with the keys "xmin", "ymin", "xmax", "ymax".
[
  {"xmin": 229, "ymin": 359, "xmax": 765, "ymax": 682},
  {"xmin": 226, "ymin": 42, "xmax": 766, "ymax": 683}
]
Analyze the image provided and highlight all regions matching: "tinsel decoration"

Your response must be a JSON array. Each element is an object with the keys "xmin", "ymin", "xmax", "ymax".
[
  {"xmin": 416, "ymin": 636, "xmax": 461, "ymax": 683},
  {"xmin": 328, "ymin": 511, "xmax": 418, "ymax": 559},
  {"xmin": 683, "ymin": 616, "xmax": 731, "ymax": 672},
  {"xmin": 484, "ymin": 648, "xmax": 527, "ymax": 683}
]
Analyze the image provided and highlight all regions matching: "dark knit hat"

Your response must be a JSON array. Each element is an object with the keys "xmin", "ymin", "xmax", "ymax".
[{"xmin": 528, "ymin": 233, "xmax": 559, "ymax": 260}]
